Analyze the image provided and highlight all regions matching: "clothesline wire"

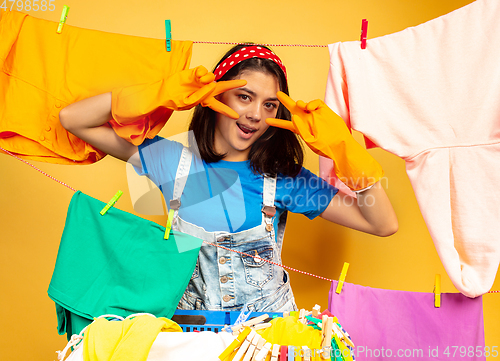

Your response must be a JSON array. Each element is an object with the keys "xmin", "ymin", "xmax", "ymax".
[
  {"xmin": 1, "ymin": 146, "xmax": 499, "ymax": 293},
  {"xmin": 192, "ymin": 41, "xmax": 328, "ymax": 48},
  {"xmin": 1, "ymin": 147, "xmax": 77, "ymax": 192},
  {"xmin": 203, "ymin": 241, "xmax": 333, "ymax": 282}
]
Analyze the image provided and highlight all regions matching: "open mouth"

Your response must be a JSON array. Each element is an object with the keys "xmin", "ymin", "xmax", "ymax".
[{"xmin": 237, "ymin": 123, "xmax": 257, "ymax": 135}]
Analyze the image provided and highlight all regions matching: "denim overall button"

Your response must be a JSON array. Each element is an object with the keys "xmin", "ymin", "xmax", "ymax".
[
  {"xmin": 223, "ymin": 295, "xmax": 231, "ymax": 302},
  {"xmin": 220, "ymin": 276, "xmax": 228, "ymax": 283},
  {"xmin": 219, "ymin": 257, "xmax": 227, "ymax": 264}
]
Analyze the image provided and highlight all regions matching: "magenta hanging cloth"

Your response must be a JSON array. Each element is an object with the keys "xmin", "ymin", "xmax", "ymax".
[{"xmin": 329, "ymin": 281, "xmax": 486, "ymax": 361}]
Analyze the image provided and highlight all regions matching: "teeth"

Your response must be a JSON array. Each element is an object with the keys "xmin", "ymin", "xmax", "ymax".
[{"xmin": 238, "ymin": 124, "xmax": 255, "ymax": 134}]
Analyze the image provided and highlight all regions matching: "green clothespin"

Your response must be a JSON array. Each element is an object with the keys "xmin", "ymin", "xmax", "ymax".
[
  {"xmin": 305, "ymin": 315, "xmax": 322, "ymax": 330},
  {"xmin": 100, "ymin": 190, "xmax": 123, "ymax": 215},
  {"xmin": 57, "ymin": 5, "xmax": 70, "ymax": 34},
  {"xmin": 164, "ymin": 208, "xmax": 175, "ymax": 239},
  {"xmin": 165, "ymin": 20, "xmax": 171, "ymax": 52}
]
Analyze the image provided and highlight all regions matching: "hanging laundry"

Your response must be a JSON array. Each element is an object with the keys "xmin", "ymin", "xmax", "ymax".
[
  {"xmin": 328, "ymin": 281, "xmax": 485, "ymax": 361},
  {"xmin": 0, "ymin": 11, "xmax": 192, "ymax": 164},
  {"xmin": 48, "ymin": 191, "xmax": 201, "ymax": 338},
  {"xmin": 323, "ymin": 0, "xmax": 500, "ymax": 297}
]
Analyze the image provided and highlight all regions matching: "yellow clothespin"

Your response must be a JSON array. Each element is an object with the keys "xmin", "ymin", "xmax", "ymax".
[
  {"xmin": 100, "ymin": 190, "xmax": 123, "ymax": 215},
  {"xmin": 57, "ymin": 5, "xmax": 70, "ymax": 34},
  {"xmin": 434, "ymin": 274, "xmax": 441, "ymax": 308},
  {"xmin": 218, "ymin": 327, "xmax": 251, "ymax": 361},
  {"xmin": 164, "ymin": 208, "xmax": 175, "ymax": 240},
  {"xmin": 165, "ymin": 20, "xmax": 172, "ymax": 51},
  {"xmin": 335, "ymin": 262, "xmax": 350, "ymax": 294}
]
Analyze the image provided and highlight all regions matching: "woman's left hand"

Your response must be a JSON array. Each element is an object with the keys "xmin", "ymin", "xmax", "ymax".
[{"xmin": 266, "ymin": 92, "xmax": 384, "ymax": 191}]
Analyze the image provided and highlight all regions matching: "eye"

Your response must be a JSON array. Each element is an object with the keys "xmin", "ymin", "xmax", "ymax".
[
  {"xmin": 264, "ymin": 102, "xmax": 278, "ymax": 111},
  {"xmin": 238, "ymin": 94, "xmax": 250, "ymax": 102}
]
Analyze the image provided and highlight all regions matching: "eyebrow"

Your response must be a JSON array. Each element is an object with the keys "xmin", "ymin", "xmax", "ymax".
[{"xmin": 238, "ymin": 87, "xmax": 279, "ymax": 102}]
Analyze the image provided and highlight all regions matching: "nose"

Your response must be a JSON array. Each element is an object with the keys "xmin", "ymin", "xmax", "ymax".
[{"xmin": 246, "ymin": 102, "xmax": 262, "ymax": 122}]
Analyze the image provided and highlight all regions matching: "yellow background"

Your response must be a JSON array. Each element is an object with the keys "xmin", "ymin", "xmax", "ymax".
[{"xmin": 1, "ymin": 0, "xmax": 498, "ymax": 359}]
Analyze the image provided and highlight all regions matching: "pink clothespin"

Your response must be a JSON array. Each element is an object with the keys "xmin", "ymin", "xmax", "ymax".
[{"xmin": 360, "ymin": 19, "xmax": 368, "ymax": 49}]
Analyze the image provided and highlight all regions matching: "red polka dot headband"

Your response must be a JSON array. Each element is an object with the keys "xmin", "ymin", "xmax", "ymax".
[{"xmin": 214, "ymin": 45, "xmax": 287, "ymax": 81}]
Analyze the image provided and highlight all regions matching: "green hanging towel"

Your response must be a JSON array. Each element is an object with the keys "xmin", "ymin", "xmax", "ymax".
[{"xmin": 48, "ymin": 191, "xmax": 202, "ymax": 337}]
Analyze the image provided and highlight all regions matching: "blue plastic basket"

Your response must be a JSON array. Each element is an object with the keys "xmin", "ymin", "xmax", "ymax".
[{"xmin": 172, "ymin": 310, "xmax": 283, "ymax": 333}]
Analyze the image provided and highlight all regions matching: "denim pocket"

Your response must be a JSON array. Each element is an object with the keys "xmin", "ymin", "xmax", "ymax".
[
  {"xmin": 247, "ymin": 273, "xmax": 297, "ymax": 312},
  {"xmin": 241, "ymin": 246, "xmax": 274, "ymax": 288},
  {"xmin": 177, "ymin": 290, "xmax": 205, "ymax": 310}
]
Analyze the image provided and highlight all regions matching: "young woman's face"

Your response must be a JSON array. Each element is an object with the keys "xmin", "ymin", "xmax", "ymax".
[{"xmin": 214, "ymin": 70, "xmax": 280, "ymax": 161}]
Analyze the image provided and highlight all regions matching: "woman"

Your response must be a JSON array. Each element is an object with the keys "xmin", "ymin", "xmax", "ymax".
[{"xmin": 60, "ymin": 44, "xmax": 398, "ymax": 312}]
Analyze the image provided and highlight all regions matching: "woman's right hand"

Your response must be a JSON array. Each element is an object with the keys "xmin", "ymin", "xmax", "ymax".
[
  {"xmin": 111, "ymin": 66, "xmax": 246, "ymax": 124},
  {"xmin": 59, "ymin": 66, "xmax": 247, "ymax": 165}
]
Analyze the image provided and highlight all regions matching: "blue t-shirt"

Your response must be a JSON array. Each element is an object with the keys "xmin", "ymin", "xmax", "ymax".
[{"xmin": 138, "ymin": 136, "xmax": 338, "ymax": 233}]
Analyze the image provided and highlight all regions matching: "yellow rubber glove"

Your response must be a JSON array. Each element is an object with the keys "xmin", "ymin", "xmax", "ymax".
[
  {"xmin": 266, "ymin": 92, "xmax": 384, "ymax": 191},
  {"xmin": 111, "ymin": 65, "xmax": 246, "ymax": 123}
]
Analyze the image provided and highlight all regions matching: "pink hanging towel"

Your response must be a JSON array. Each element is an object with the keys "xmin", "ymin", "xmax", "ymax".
[
  {"xmin": 329, "ymin": 281, "xmax": 485, "ymax": 361},
  {"xmin": 323, "ymin": 0, "xmax": 500, "ymax": 297}
]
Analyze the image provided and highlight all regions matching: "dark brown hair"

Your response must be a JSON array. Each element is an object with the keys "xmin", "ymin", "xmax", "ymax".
[{"xmin": 188, "ymin": 44, "xmax": 303, "ymax": 177}]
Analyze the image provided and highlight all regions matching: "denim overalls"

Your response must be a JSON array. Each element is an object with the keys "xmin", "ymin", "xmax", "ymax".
[{"xmin": 172, "ymin": 147, "xmax": 298, "ymax": 312}]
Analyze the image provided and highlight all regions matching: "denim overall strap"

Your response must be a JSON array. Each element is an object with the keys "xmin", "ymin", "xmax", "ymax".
[
  {"xmin": 262, "ymin": 175, "xmax": 277, "ymax": 233},
  {"xmin": 262, "ymin": 175, "xmax": 287, "ymax": 255},
  {"xmin": 170, "ymin": 147, "xmax": 192, "ymax": 216}
]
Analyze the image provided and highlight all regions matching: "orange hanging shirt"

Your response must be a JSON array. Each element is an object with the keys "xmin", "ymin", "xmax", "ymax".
[{"xmin": 0, "ymin": 11, "xmax": 192, "ymax": 164}]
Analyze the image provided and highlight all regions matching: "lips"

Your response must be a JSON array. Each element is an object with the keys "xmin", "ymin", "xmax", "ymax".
[{"xmin": 237, "ymin": 123, "xmax": 257, "ymax": 134}]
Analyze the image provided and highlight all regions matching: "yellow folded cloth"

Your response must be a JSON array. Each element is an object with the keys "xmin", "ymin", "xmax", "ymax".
[{"xmin": 83, "ymin": 315, "xmax": 182, "ymax": 361}]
